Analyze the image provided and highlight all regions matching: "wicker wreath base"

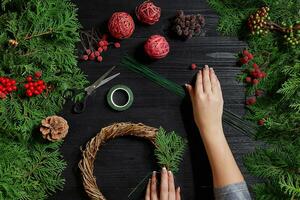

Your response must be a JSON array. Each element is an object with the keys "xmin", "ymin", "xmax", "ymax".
[{"xmin": 78, "ymin": 122, "xmax": 158, "ymax": 200}]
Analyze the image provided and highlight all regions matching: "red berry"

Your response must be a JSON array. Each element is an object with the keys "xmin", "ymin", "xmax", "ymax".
[
  {"xmin": 257, "ymin": 72, "xmax": 264, "ymax": 79},
  {"xmin": 253, "ymin": 63, "xmax": 259, "ymax": 69},
  {"xmin": 94, "ymin": 51, "xmax": 100, "ymax": 57},
  {"xmin": 34, "ymin": 71, "xmax": 42, "ymax": 78},
  {"xmin": 37, "ymin": 80, "xmax": 44, "ymax": 85},
  {"xmin": 114, "ymin": 42, "xmax": 121, "ymax": 48},
  {"xmin": 98, "ymin": 41, "xmax": 105, "ymax": 47},
  {"xmin": 85, "ymin": 49, "xmax": 91, "ymax": 55},
  {"xmin": 243, "ymin": 50, "xmax": 250, "ymax": 56},
  {"xmin": 103, "ymin": 46, "xmax": 108, "ymax": 51},
  {"xmin": 191, "ymin": 63, "xmax": 197, "ymax": 70},
  {"xmin": 0, "ymin": 92, "xmax": 6, "ymax": 99},
  {"xmin": 26, "ymin": 90, "xmax": 33, "ymax": 97},
  {"xmin": 261, "ymin": 72, "xmax": 267, "ymax": 78},
  {"xmin": 7, "ymin": 87, "xmax": 12, "ymax": 92},
  {"xmin": 42, "ymin": 85, "xmax": 46, "ymax": 89},
  {"xmin": 240, "ymin": 56, "xmax": 249, "ymax": 64},
  {"xmin": 33, "ymin": 90, "xmax": 40, "ymax": 95},
  {"xmin": 81, "ymin": 55, "xmax": 88, "ymax": 61},
  {"xmin": 89, "ymin": 52, "xmax": 95, "ymax": 61},
  {"xmin": 252, "ymin": 79, "xmax": 259, "ymax": 85},
  {"xmin": 255, "ymin": 89, "xmax": 264, "ymax": 96},
  {"xmin": 12, "ymin": 86, "xmax": 17, "ymax": 90},
  {"xmin": 29, "ymin": 86, "xmax": 34, "ymax": 91},
  {"xmin": 29, "ymin": 82, "xmax": 33, "ymax": 86},
  {"xmin": 98, "ymin": 47, "xmax": 103, "ymax": 53},
  {"xmin": 257, "ymin": 119, "xmax": 265, "ymax": 126},
  {"xmin": 97, "ymin": 56, "xmax": 103, "ymax": 62},
  {"xmin": 10, "ymin": 80, "xmax": 16, "ymax": 85},
  {"xmin": 245, "ymin": 76, "xmax": 252, "ymax": 83},
  {"xmin": 103, "ymin": 40, "xmax": 109, "ymax": 46},
  {"xmin": 26, "ymin": 76, "xmax": 33, "ymax": 82},
  {"xmin": 247, "ymin": 53, "xmax": 254, "ymax": 60},
  {"xmin": 246, "ymin": 97, "xmax": 256, "ymax": 105}
]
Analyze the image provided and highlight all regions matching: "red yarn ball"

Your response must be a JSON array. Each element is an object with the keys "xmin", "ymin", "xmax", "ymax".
[
  {"xmin": 144, "ymin": 35, "xmax": 170, "ymax": 59},
  {"xmin": 136, "ymin": 1, "xmax": 161, "ymax": 25},
  {"xmin": 108, "ymin": 12, "xmax": 135, "ymax": 39}
]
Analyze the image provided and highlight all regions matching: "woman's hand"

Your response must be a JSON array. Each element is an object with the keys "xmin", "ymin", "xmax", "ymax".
[
  {"xmin": 145, "ymin": 167, "xmax": 181, "ymax": 200},
  {"xmin": 185, "ymin": 65, "xmax": 224, "ymax": 136}
]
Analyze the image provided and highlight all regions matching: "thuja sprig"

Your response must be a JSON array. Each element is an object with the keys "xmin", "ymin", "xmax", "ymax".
[{"xmin": 154, "ymin": 127, "xmax": 187, "ymax": 173}]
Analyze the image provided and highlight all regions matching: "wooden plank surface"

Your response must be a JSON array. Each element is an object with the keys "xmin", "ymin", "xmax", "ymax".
[{"xmin": 52, "ymin": 0, "xmax": 258, "ymax": 199}]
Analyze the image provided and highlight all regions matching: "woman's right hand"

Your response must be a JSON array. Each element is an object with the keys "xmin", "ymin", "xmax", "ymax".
[{"xmin": 185, "ymin": 65, "xmax": 224, "ymax": 135}]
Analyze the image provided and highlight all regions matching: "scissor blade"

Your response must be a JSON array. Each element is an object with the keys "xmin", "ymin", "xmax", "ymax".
[
  {"xmin": 96, "ymin": 73, "xmax": 120, "ymax": 88},
  {"xmin": 88, "ymin": 66, "xmax": 116, "ymax": 89},
  {"xmin": 85, "ymin": 73, "xmax": 120, "ymax": 95}
]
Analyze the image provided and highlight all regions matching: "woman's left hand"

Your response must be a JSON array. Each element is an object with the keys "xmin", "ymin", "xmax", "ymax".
[{"xmin": 145, "ymin": 167, "xmax": 181, "ymax": 200}]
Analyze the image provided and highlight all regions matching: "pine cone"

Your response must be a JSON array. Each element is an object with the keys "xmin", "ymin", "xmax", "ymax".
[{"xmin": 40, "ymin": 115, "xmax": 69, "ymax": 141}]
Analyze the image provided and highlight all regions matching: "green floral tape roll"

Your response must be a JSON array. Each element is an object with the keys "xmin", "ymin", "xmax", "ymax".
[{"xmin": 107, "ymin": 84, "xmax": 134, "ymax": 111}]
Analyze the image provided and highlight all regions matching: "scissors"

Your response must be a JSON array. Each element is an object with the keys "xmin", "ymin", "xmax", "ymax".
[{"xmin": 65, "ymin": 66, "xmax": 120, "ymax": 114}]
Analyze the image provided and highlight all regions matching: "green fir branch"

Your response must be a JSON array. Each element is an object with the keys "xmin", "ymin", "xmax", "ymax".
[{"xmin": 154, "ymin": 127, "xmax": 187, "ymax": 173}]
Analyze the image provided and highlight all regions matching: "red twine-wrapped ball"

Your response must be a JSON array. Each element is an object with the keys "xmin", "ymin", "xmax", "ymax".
[
  {"xmin": 136, "ymin": 1, "xmax": 161, "ymax": 25},
  {"xmin": 108, "ymin": 12, "xmax": 135, "ymax": 39},
  {"xmin": 144, "ymin": 35, "xmax": 170, "ymax": 59}
]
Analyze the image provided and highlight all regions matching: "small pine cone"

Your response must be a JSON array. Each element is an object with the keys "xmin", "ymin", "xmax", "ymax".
[
  {"xmin": 185, "ymin": 20, "xmax": 190, "ymax": 27},
  {"xmin": 174, "ymin": 18, "xmax": 181, "ymax": 24},
  {"xmin": 195, "ymin": 27, "xmax": 201, "ymax": 33},
  {"xmin": 183, "ymin": 30, "xmax": 189, "ymax": 36},
  {"xmin": 177, "ymin": 30, "xmax": 183, "ymax": 36},
  {"xmin": 40, "ymin": 115, "xmax": 69, "ymax": 142},
  {"xmin": 180, "ymin": 22, "xmax": 185, "ymax": 28},
  {"xmin": 185, "ymin": 15, "xmax": 191, "ymax": 20},
  {"xmin": 176, "ymin": 10, "xmax": 184, "ymax": 17},
  {"xmin": 176, "ymin": 25, "xmax": 181, "ymax": 31}
]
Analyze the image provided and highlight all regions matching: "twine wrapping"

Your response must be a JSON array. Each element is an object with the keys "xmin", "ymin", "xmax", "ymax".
[
  {"xmin": 108, "ymin": 12, "xmax": 135, "ymax": 39},
  {"xmin": 136, "ymin": 1, "xmax": 161, "ymax": 25},
  {"xmin": 78, "ymin": 122, "xmax": 158, "ymax": 200},
  {"xmin": 144, "ymin": 35, "xmax": 170, "ymax": 59}
]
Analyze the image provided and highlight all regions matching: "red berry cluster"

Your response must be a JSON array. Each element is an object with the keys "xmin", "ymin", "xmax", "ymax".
[
  {"xmin": 240, "ymin": 49, "xmax": 254, "ymax": 64},
  {"xmin": 240, "ymin": 49, "xmax": 268, "ymax": 107},
  {"xmin": 80, "ymin": 31, "xmax": 121, "ymax": 63},
  {"xmin": 24, "ymin": 73, "xmax": 46, "ymax": 97},
  {"xmin": 0, "ymin": 77, "xmax": 17, "ymax": 99}
]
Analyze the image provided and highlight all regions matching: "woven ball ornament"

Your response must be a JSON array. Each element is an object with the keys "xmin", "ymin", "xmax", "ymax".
[
  {"xmin": 108, "ymin": 12, "xmax": 135, "ymax": 39},
  {"xmin": 136, "ymin": 1, "xmax": 161, "ymax": 25},
  {"xmin": 144, "ymin": 35, "xmax": 170, "ymax": 59}
]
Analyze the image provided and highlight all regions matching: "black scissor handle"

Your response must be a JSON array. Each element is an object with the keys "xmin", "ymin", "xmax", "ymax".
[{"xmin": 73, "ymin": 95, "xmax": 88, "ymax": 114}]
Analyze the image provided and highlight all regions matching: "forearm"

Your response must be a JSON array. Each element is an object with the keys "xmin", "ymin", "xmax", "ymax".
[{"xmin": 199, "ymin": 125, "xmax": 244, "ymax": 188}]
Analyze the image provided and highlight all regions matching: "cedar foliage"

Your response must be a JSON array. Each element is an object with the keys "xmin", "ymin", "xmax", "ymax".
[
  {"xmin": 0, "ymin": 0, "xmax": 87, "ymax": 199},
  {"xmin": 208, "ymin": 0, "xmax": 300, "ymax": 199},
  {"xmin": 154, "ymin": 127, "xmax": 187, "ymax": 173}
]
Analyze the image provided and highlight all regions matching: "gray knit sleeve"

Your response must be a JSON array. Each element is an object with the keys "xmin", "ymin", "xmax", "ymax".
[{"xmin": 214, "ymin": 181, "xmax": 251, "ymax": 200}]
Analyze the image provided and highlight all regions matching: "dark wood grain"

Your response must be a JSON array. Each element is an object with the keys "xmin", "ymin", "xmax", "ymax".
[{"xmin": 51, "ymin": 0, "xmax": 258, "ymax": 199}]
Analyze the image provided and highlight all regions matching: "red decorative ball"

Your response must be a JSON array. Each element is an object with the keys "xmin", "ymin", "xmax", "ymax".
[
  {"xmin": 144, "ymin": 35, "xmax": 170, "ymax": 59},
  {"xmin": 108, "ymin": 12, "xmax": 135, "ymax": 39},
  {"xmin": 136, "ymin": 1, "xmax": 161, "ymax": 25}
]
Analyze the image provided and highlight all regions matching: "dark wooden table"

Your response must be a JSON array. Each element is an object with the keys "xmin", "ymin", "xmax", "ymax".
[{"xmin": 52, "ymin": 0, "xmax": 257, "ymax": 199}]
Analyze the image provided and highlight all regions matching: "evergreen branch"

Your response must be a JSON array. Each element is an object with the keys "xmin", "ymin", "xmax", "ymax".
[{"xmin": 154, "ymin": 127, "xmax": 187, "ymax": 173}]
